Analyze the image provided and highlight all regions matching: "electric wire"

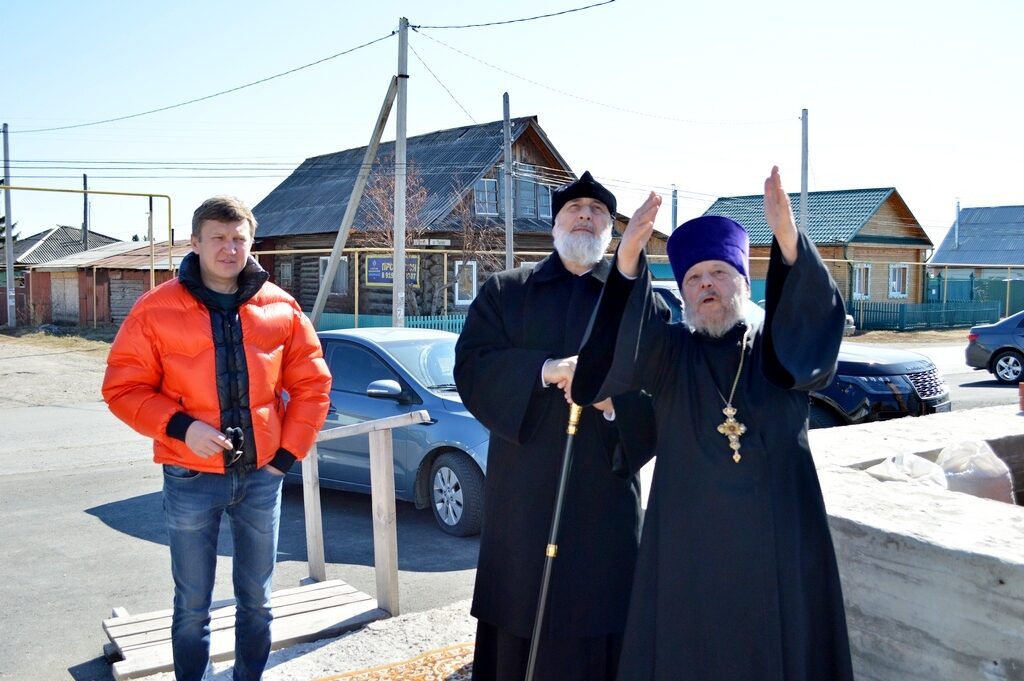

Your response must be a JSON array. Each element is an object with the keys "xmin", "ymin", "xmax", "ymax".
[
  {"xmin": 410, "ymin": 0, "xmax": 615, "ymax": 29},
  {"xmin": 412, "ymin": 28, "xmax": 793, "ymax": 127},
  {"xmin": 16, "ymin": 32, "xmax": 397, "ymax": 134},
  {"xmin": 408, "ymin": 42, "xmax": 477, "ymax": 124}
]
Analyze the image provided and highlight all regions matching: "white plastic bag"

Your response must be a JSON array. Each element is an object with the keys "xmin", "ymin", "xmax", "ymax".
[
  {"xmin": 865, "ymin": 453, "xmax": 948, "ymax": 489},
  {"xmin": 935, "ymin": 440, "xmax": 1015, "ymax": 504}
]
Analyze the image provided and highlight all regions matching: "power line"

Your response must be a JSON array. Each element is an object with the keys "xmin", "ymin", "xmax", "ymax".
[
  {"xmin": 408, "ymin": 42, "xmax": 477, "ymax": 124},
  {"xmin": 412, "ymin": 29, "xmax": 793, "ymax": 127},
  {"xmin": 410, "ymin": 0, "xmax": 615, "ymax": 29},
  {"xmin": 16, "ymin": 32, "xmax": 397, "ymax": 134}
]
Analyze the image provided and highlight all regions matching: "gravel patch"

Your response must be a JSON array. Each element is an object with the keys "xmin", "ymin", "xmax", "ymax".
[{"xmin": 0, "ymin": 330, "xmax": 110, "ymax": 407}]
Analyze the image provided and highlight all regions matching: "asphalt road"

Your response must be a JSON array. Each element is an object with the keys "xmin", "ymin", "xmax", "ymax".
[
  {"xmin": 0, "ymin": 402, "xmax": 479, "ymax": 681},
  {"xmin": 899, "ymin": 343, "xmax": 1019, "ymax": 411}
]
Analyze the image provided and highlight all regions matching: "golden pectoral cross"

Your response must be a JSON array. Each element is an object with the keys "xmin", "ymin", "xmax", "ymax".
[{"xmin": 717, "ymin": 406, "xmax": 746, "ymax": 463}]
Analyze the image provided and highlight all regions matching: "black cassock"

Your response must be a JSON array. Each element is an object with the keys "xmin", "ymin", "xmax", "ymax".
[
  {"xmin": 455, "ymin": 253, "xmax": 656, "ymax": 681},
  {"xmin": 573, "ymin": 232, "xmax": 855, "ymax": 681}
]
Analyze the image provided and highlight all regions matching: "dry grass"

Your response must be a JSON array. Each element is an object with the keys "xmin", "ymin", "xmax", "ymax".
[
  {"xmin": 845, "ymin": 328, "xmax": 970, "ymax": 345},
  {"xmin": 0, "ymin": 325, "xmax": 117, "ymax": 352}
]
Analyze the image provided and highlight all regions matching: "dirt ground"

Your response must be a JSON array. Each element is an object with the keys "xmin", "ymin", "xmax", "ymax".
[{"xmin": 0, "ymin": 327, "xmax": 113, "ymax": 408}]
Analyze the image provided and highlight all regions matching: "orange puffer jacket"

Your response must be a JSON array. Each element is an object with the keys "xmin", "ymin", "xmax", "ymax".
[{"xmin": 103, "ymin": 259, "xmax": 331, "ymax": 473}]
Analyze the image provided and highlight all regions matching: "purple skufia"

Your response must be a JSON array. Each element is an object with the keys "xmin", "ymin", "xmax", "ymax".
[{"xmin": 667, "ymin": 215, "xmax": 750, "ymax": 286}]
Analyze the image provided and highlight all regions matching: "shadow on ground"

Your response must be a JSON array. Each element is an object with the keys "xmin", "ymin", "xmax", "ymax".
[{"xmin": 85, "ymin": 483, "xmax": 480, "ymax": 573}]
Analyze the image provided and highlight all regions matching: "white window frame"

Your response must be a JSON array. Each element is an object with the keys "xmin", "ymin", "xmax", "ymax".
[
  {"xmin": 538, "ymin": 186, "xmax": 552, "ymax": 219},
  {"xmin": 888, "ymin": 263, "xmax": 909, "ymax": 299},
  {"xmin": 517, "ymin": 178, "xmax": 537, "ymax": 218},
  {"xmin": 278, "ymin": 260, "xmax": 293, "ymax": 289},
  {"xmin": 454, "ymin": 260, "xmax": 478, "ymax": 305},
  {"xmin": 318, "ymin": 255, "xmax": 349, "ymax": 295},
  {"xmin": 852, "ymin": 263, "xmax": 871, "ymax": 300},
  {"xmin": 474, "ymin": 178, "xmax": 498, "ymax": 217}
]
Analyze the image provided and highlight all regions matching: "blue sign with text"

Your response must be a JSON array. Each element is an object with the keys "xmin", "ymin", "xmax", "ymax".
[{"xmin": 365, "ymin": 255, "xmax": 420, "ymax": 288}]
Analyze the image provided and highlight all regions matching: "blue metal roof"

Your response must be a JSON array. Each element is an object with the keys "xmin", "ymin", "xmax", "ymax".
[
  {"xmin": 703, "ymin": 187, "xmax": 904, "ymax": 246},
  {"xmin": 930, "ymin": 205, "xmax": 1024, "ymax": 266},
  {"xmin": 253, "ymin": 117, "xmax": 563, "ymax": 239}
]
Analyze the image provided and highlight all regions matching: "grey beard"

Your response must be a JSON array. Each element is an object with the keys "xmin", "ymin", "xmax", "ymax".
[
  {"xmin": 553, "ymin": 229, "xmax": 612, "ymax": 267},
  {"xmin": 686, "ymin": 292, "xmax": 747, "ymax": 338}
]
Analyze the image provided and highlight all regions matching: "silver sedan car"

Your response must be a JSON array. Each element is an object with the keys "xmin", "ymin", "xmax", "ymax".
[
  {"xmin": 966, "ymin": 309, "xmax": 1024, "ymax": 384},
  {"xmin": 288, "ymin": 327, "xmax": 489, "ymax": 536}
]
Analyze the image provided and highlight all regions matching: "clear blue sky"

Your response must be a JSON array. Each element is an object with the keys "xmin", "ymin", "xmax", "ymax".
[{"xmin": 4, "ymin": 0, "xmax": 1022, "ymax": 246}]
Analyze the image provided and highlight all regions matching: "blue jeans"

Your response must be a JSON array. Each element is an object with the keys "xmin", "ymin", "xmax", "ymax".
[{"xmin": 162, "ymin": 464, "xmax": 284, "ymax": 681}]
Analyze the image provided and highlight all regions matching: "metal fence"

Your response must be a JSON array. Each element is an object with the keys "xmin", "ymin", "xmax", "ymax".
[
  {"xmin": 848, "ymin": 300, "xmax": 1002, "ymax": 331},
  {"xmin": 316, "ymin": 312, "xmax": 467, "ymax": 333},
  {"xmin": 405, "ymin": 314, "xmax": 467, "ymax": 333},
  {"xmin": 318, "ymin": 304, "xmax": 1000, "ymax": 335}
]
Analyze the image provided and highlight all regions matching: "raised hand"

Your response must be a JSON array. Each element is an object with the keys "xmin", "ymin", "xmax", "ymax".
[
  {"xmin": 617, "ymin": 191, "xmax": 662, "ymax": 277},
  {"xmin": 763, "ymin": 166, "xmax": 799, "ymax": 264}
]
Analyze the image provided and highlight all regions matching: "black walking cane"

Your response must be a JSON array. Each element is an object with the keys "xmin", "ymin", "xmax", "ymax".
[{"xmin": 524, "ymin": 401, "xmax": 584, "ymax": 681}]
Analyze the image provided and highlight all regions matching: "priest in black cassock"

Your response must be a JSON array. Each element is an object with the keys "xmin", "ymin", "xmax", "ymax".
[
  {"xmin": 454, "ymin": 172, "xmax": 657, "ymax": 681},
  {"xmin": 571, "ymin": 167, "xmax": 855, "ymax": 681}
]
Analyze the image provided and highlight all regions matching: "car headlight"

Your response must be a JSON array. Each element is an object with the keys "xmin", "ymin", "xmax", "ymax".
[{"xmin": 836, "ymin": 374, "xmax": 912, "ymax": 395}]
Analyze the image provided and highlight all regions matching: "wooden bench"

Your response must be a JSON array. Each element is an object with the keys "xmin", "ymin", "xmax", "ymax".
[{"xmin": 104, "ymin": 580, "xmax": 384, "ymax": 680}]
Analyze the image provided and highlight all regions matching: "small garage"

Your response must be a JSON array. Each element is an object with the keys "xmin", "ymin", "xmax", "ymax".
[
  {"xmin": 50, "ymin": 271, "xmax": 80, "ymax": 324},
  {"xmin": 109, "ymin": 276, "xmax": 145, "ymax": 323}
]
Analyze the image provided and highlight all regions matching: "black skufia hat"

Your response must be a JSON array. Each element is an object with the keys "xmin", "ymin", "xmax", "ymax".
[{"xmin": 551, "ymin": 171, "xmax": 617, "ymax": 225}]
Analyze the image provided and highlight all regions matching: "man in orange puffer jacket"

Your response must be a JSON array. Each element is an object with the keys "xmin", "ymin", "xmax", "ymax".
[{"xmin": 103, "ymin": 195, "xmax": 331, "ymax": 681}]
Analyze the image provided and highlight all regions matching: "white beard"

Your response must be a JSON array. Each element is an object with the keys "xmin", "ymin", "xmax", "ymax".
[
  {"xmin": 686, "ymin": 288, "xmax": 747, "ymax": 338},
  {"xmin": 553, "ymin": 228, "xmax": 612, "ymax": 268}
]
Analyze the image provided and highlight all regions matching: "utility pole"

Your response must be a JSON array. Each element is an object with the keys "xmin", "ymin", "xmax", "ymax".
[
  {"xmin": 392, "ymin": 17, "xmax": 409, "ymax": 327},
  {"xmin": 799, "ymin": 109, "xmax": 808, "ymax": 232},
  {"xmin": 82, "ymin": 174, "xmax": 90, "ymax": 250},
  {"xmin": 671, "ymin": 185, "xmax": 678, "ymax": 231},
  {"xmin": 502, "ymin": 93, "xmax": 514, "ymax": 270},
  {"xmin": 148, "ymin": 197, "xmax": 155, "ymax": 287},
  {"xmin": 3, "ymin": 123, "xmax": 15, "ymax": 328}
]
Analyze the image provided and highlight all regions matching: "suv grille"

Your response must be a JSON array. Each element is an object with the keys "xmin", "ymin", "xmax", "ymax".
[{"xmin": 907, "ymin": 367, "xmax": 947, "ymax": 399}]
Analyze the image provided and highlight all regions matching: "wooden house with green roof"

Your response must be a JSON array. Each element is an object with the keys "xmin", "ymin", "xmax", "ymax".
[{"xmin": 702, "ymin": 188, "xmax": 933, "ymax": 304}]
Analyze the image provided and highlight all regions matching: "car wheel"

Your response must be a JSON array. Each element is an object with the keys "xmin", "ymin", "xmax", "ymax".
[
  {"xmin": 429, "ymin": 452, "xmax": 484, "ymax": 537},
  {"xmin": 991, "ymin": 349, "xmax": 1023, "ymax": 384},
  {"xmin": 809, "ymin": 403, "xmax": 845, "ymax": 429}
]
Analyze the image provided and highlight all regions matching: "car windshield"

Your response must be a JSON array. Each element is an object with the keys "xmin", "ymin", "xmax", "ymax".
[{"xmin": 378, "ymin": 337, "xmax": 458, "ymax": 390}]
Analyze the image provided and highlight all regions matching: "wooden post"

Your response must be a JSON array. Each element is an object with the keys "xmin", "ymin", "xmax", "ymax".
[
  {"xmin": 369, "ymin": 428, "xmax": 400, "ymax": 615},
  {"xmin": 302, "ymin": 443, "xmax": 328, "ymax": 583},
  {"xmin": 311, "ymin": 76, "xmax": 399, "ymax": 329},
  {"xmin": 303, "ymin": 411, "xmax": 428, "ymax": 607}
]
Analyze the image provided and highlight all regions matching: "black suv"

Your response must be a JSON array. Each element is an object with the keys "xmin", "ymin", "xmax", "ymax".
[
  {"xmin": 809, "ymin": 343, "xmax": 951, "ymax": 428},
  {"xmin": 650, "ymin": 282, "xmax": 952, "ymax": 428}
]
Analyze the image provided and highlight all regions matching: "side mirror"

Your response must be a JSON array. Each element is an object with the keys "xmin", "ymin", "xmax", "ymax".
[{"xmin": 366, "ymin": 379, "xmax": 405, "ymax": 401}]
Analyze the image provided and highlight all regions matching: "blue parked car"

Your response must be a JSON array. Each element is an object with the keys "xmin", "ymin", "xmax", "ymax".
[
  {"xmin": 966, "ymin": 309, "xmax": 1024, "ymax": 384},
  {"xmin": 288, "ymin": 327, "xmax": 489, "ymax": 536}
]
